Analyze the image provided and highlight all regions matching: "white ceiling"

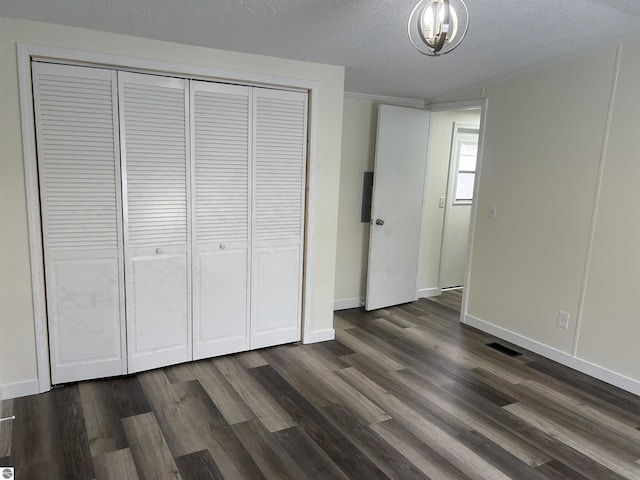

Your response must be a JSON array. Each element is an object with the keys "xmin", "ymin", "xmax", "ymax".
[{"xmin": 2, "ymin": 0, "xmax": 640, "ymax": 100}]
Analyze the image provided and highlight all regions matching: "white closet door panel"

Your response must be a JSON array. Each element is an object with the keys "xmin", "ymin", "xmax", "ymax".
[
  {"xmin": 192, "ymin": 82, "xmax": 250, "ymax": 245},
  {"xmin": 251, "ymin": 246, "xmax": 301, "ymax": 348},
  {"xmin": 35, "ymin": 65, "xmax": 122, "ymax": 251},
  {"xmin": 47, "ymin": 256, "xmax": 124, "ymax": 384},
  {"xmin": 193, "ymin": 248, "xmax": 248, "ymax": 359},
  {"xmin": 253, "ymin": 90, "xmax": 306, "ymax": 243},
  {"xmin": 251, "ymin": 89, "xmax": 307, "ymax": 348},
  {"xmin": 120, "ymin": 73, "xmax": 189, "ymax": 249},
  {"xmin": 191, "ymin": 81, "xmax": 250, "ymax": 359},
  {"xmin": 119, "ymin": 72, "xmax": 191, "ymax": 372},
  {"xmin": 126, "ymin": 253, "xmax": 189, "ymax": 372},
  {"xmin": 33, "ymin": 62, "xmax": 125, "ymax": 384}
]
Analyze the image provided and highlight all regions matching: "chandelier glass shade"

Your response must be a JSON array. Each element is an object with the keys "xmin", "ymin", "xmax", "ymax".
[{"xmin": 408, "ymin": 0, "xmax": 469, "ymax": 56}]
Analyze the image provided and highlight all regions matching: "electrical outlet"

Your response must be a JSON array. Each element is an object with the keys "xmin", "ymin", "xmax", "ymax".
[{"xmin": 557, "ymin": 311, "xmax": 569, "ymax": 329}]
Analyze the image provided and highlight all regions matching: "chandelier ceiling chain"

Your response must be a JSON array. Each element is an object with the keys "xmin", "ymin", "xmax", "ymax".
[{"xmin": 408, "ymin": 0, "xmax": 469, "ymax": 56}]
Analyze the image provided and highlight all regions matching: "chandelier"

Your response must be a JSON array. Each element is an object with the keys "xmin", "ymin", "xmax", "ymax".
[{"xmin": 408, "ymin": 0, "xmax": 469, "ymax": 56}]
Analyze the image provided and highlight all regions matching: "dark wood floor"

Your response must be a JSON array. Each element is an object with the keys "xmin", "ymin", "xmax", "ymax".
[
  {"xmin": 2, "ymin": 292, "xmax": 640, "ymax": 479},
  {"xmin": 428, "ymin": 288, "xmax": 463, "ymax": 311}
]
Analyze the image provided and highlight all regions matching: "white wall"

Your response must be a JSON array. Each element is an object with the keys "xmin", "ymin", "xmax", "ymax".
[
  {"xmin": 576, "ymin": 42, "xmax": 640, "ymax": 380},
  {"xmin": 463, "ymin": 42, "xmax": 640, "ymax": 391},
  {"xmin": 333, "ymin": 96, "xmax": 378, "ymax": 308},
  {"xmin": 0, "ymin": 16, "xmax": 344, "ymax": 397},
  {"xmin": 468, "ymin": 48, "xmax": 615, "ymax": 351}
]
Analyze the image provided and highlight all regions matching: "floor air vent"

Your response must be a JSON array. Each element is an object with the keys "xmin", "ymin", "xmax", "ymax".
[{"xmin": 486, "ymin": 342, "xmax": 522, "ymax": 357}]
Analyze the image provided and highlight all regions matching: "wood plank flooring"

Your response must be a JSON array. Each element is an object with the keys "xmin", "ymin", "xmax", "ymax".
[{"xmin": 2, "ymin": 291, "xmax": 640, "ymax": 479}]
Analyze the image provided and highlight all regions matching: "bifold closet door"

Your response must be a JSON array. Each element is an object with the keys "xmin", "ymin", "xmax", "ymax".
[
  {"xmin": 33, "ymin": 63, "xmax": 126, "ymax": 384},
  {"xmin": 251, "ymin": 88, "xmax": 307, "ymax": 348},
  {"xmin": 119, "ymin": 73, "xmax": 191, "ymax": 373},
  {"xmin": 191, "ymin": 81, "xmax": 251, "ymax": 359}
]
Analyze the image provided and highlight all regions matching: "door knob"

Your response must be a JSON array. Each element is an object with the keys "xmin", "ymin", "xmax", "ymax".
[
  {"xmin": 375, "ymin": 218, "xmax": 384, "ymax": 226},
  {"xmin": 155, "ymin": 248, "xmax": 163, "ymax": 254}
]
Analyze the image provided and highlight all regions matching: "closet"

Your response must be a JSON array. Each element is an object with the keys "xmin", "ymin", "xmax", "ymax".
[{"xmin": 33, "ymin": 62, "xmax": 307, "ymax": 385}]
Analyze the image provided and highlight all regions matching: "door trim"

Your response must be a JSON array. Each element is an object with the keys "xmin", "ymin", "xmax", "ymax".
[
  {"xmin": 17, "ymin": 43, "xmax": 319, "ymax": 393},
  {"xmin": 424, "ymin": 98, "xmax": 489, "ymax": 326}
]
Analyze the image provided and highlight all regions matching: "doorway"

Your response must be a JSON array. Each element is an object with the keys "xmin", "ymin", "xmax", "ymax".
[
  {"xmin": 364, "ymin": 98, "xmax": 486, "ymax": 322},
  {"xmin": 422, "ymin": 99, "xmax": 487, "ymax": 323},
  {"xmin": 439, "ymin": 122, "xmax": 480, "ymax": 290}
]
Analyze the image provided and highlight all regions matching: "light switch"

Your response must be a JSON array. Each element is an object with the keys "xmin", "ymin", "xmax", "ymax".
[
  {"xmin": 557, "ymin": 311, "xmax": 569, "ymax": 329},
  {"xmin": 488, "ymin": 205, "xmax": 497, "ymax": 219},
  {"xmin": 439, "ymin": 197, "xmax": 445, "ymax": 208}
]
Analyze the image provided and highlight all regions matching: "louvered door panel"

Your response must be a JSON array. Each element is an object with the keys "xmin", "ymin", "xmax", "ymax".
[
  {"xmin": 119, "ymin": 72, "xmax": 191, "ymax": 373},
  {"xmin": 191, "ymin": 81, "xmax": 251, "ymax": 359},
  {"xmin": 33, "ymin": 63, "xmax": 126, "ymax": 384},
  {"xmin": 124, "ymin": 82, "xmax": 188, "ymax": 248},
  {"xmin": 251, "ymin": 88, "xmax": 307, "ymax": 348}
]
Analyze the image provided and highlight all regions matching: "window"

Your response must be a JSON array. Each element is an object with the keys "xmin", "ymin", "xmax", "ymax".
[
  {"xmin": 451, "ymin": 126, "xmax": 479, "ymax": 204},
  {"xmin": 454, "ymin": 141, "xmax": 478, "ymax": 202}
]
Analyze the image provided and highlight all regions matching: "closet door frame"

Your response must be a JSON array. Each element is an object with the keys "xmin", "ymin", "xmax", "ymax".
[{"xmin": 18, "ymin": 44, "xmax": 319, "ymax": 395}]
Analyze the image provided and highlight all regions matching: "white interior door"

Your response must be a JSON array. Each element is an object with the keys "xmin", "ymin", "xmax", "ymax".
[
  {"xmin": 191, "ymin": 81, "xmax": 251, "ymax": 359},
  {"xmin": 366, "ymin": 105, "xmax": 430, "ymax": 311},
  {"xmin": 250, "ymin": 88, "xmax": 307, "ymax": 348},
  {"xmin": 119, "ymin": 72, "xmax": 191, "ymax": 373},
  {"xmin": 440, "ymin": 124, "xmax": 479, "ymax": 289},
  {"xmin": 33, "ymin": 63, "xmax": 126, "ymax": 384}
]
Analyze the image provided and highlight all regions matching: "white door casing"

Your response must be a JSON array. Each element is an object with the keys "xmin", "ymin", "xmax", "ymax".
[
  {"xmin": 366, "ymin": 105, "xmax": 430, "ymax": 311},
  {"xmin": 191, "ymin": 81, "xmax": 251, "ymax": 359},
  {"xmin": 33, "ymin": 63, "xmax": 127, "ymax": 384},
  {"xmin": 119, "ymin": 72, "xmax": 192, "ymax": 373}
]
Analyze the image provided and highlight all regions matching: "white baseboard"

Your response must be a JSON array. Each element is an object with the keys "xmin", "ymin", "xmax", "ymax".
[
  {"xmin": 304, "ymin": 328, "xmax": 336, "ymax": 344},
  {"xmin": 465, "ymin": 314, "xmax": 640, "ymax": 396},
  {"xmin": 418, "ymin": 287, "xmax": 442, "ymax": 298},
  {"xmin": 334, "ymin": 290, "xmax": 442, "ymax": 309},
  {"xmin": 333, "ymin": 298, "xmax": 364, "ymax": 311},
  {"xmin": 0, "ymin": 378, "xmax": 40, "ymax": 400}
]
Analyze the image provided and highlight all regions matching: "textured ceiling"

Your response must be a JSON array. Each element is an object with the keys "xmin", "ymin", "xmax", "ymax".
[{"xmin": 2, "ymin": 0, "xmax": 640, "ymax": 100}]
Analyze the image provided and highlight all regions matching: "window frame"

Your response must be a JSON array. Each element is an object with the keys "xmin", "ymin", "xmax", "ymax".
[{"xmin": 450, "ymin": 125, "xmax": 479, "ymax": 205}]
